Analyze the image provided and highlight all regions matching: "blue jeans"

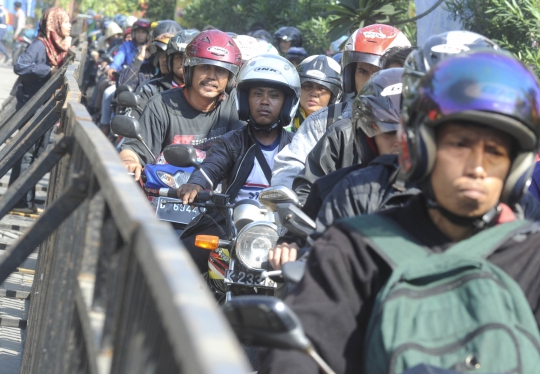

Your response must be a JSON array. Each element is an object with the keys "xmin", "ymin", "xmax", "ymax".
[{"xmin": 0, "ymin": 28, "xmax": 8, "ymax": 58}]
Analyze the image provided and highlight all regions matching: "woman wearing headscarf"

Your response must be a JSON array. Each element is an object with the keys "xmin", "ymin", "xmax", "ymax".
[
  {"xmin": 13, "ymin": 7, "xmax": 71, "ymax": 109},
  {"xmin": 9, "ymin": 7, "xmax": 71, "ymax": 214}
]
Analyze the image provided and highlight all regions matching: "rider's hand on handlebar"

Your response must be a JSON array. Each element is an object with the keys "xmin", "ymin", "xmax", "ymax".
[
  {"xmin": 268, "ymin": 242, "xmax": 299, "ymax": 271},
  {"xmin": 121, "ymin": 159, "xmax": 143, "ymax": 181},
  {"xmin": 177, "ymin": 184, "xmax": 203, "ymax": 205}
]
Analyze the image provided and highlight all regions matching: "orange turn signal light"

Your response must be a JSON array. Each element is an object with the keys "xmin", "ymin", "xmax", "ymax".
[{"xmin": 195, "ymin": 235, "xmax": 220, "ymax": 250}]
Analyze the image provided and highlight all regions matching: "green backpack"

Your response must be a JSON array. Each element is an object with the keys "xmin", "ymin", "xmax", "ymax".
[{"xmin": 344, "ymin": 215, "xmax": 540, "ymax": 374}]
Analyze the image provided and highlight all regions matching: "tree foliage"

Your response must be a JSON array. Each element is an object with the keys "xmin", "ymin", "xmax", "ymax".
[
  {"xmin": 445, "ymin": 0, "xmax": 540, "ymax": 72},
  {"xmin": 182, "ymin": 0, "xmax": 334, "ymax": 54},
  {"xmin": 143, "ymin": 0, "xmax": 177, "ymax": 21}
]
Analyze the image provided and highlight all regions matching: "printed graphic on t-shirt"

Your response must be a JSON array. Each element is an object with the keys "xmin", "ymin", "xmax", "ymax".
[{"xmin": 236, "ymin": 139, "xmax": 280, "ymax": 202}]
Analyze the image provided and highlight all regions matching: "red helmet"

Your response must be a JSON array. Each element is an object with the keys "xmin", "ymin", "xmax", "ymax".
[
  {"xmin": 183, "ymin": 30, "xmax": 242, "ymax": 93},
  {"xmin": 342, "ymin": 24, "xmax": 411, "ymax": 93}
]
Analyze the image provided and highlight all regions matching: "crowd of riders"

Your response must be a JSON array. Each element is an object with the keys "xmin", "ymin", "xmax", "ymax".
[{"xmin": 74, "ymin": 13, "xmax": 540, "ymax": 374}]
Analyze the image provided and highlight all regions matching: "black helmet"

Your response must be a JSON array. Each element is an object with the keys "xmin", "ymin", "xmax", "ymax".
[
  {"xmin": 354, "ymin": 68, "xmax": 402, "ymax": 138},
  {"xmin": 400, "ymin": 49, "xmax": 540, "ymax": 205},
  {"xmin": 151, "ymin": 20, "xmax": 183, "ymax": 44},
  {"xmin": 166, "ymin": 29, "xmax": 200, "ymax": 72},
  {"xmin": 273, "ymin": 27, "xmax": 303, "ymax": 49},
  {"xmin": 285, "ymin": 47, "xmax": 308, "ymax": 65},
  {"xmin": 402, "ymin": 31, "xmax": 499, "ymax": 126},
  {"xmin": 251, "ymin": 29, "xmax": 272, "ymax": 44},
  {"xmin": 296, "ymin": 55, "xmax": 342, "ymax": 104}
]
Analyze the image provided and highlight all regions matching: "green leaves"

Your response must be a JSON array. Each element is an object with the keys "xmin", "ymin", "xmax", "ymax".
[
  {"xmin": 446, "ymin": 0, "xmax": 540, "ymax": 73},
  {"xmin": 317, "ymin": 0, "xmax": 408, "ymax": 41}
]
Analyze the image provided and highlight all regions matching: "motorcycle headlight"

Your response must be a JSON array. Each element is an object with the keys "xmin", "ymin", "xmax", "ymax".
[
  {"xmin": 157, "ymin": 171, "xmax": 176, "ymax": 188},
  {"xmin": 235, "ymin": 222, "xmax": 279, "ymax": 270},
  {"xmin": 157, "ymin": 170, "xmax": 191, "ymax": 188},
  {"xmin": 173, "ymin": 170, "xmax": 191, "ymax": 187}
]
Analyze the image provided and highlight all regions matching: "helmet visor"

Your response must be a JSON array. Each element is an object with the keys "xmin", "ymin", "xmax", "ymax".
[
  {"xmin": 422, "ymin": 51, "xmax": 540, "ymax": 151},
  {"xmin": 355, "ymin": 96, "xmax": 401, "ymax": 137},
  {"xmin": 185, "ymin": 56, "xmax": 240, "ymax": 75},
  {"xmin": 342, "ymin": 50, "xmax": 381, "ymax": 69}
]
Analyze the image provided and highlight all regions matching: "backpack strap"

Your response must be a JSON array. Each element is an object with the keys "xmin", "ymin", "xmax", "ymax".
[
  {"xmin": 343, "ymin": 215, "xmax": 431, "ymax": 269},
  {"xmin": 326, "ymin": 102, "xmax": 344, "ymax": 129},
  {"xmin": 445, "ymin": 220, "xmax": 532, "ymax": 258}
]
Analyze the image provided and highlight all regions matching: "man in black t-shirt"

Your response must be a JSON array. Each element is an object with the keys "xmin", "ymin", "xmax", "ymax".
[
  {"xmin": 259, "ymin": 51, "xmax": 540, "ymax": 373},
  {"xmin": 120, "ymin": 30, "xmax": 244, "ymax": 179}
]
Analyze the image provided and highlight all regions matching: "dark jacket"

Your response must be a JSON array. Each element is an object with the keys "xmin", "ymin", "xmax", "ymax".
[
  {"xmin": 292, "ymin": 117, "xmax": 377, "ymax": 204},
  {"xmin": 181, "ymin": 125, "xmax": 294, "ymax": 271},
  {"xmin": 117, "ymin": 57, "xmax": 158, "ymax": 91},
  {"xmin": 14, "ymin": 39, "xmax": 52, "ymax": 108},
  {"xmin": 188, "ymin": 125, "xmax": 294, "ymax": 200},
  {"xmin": 259, "ymin": 195, "xmax": 540, "ymax": 374},
  {"xmin": 314, "ymin": 154, "xmax": 420, "ymax": 237},
  {"xmin": 131, "ymin": 73, "xmax": 176, "ymax": 119}
]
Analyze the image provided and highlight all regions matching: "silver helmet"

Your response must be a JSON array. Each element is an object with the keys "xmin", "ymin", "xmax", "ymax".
[{"xmin": 236, "ymin": 54, "xmax": 301, "ymax": 128}]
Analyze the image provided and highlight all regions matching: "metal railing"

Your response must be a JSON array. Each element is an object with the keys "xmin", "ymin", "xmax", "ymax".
[{"xmin": 0, "ymin": 43, "xmax": 249, "ymax": 373}]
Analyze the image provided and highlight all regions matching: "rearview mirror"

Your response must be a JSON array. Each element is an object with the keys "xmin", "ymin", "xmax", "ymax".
[
  {"xmin": 282, "ymin": 261, "xmax": 306, "ymax": 284},
  {"xmin": 222, "ymin": 296, "xmax": 311, "ymax": 351},
  {"xmin": 259, "ymin": 186, "xmax": 301, "ymax": 212},
  {"xmin": 110, "ymin": 115, "xmax": 141, "ymax": 139},
  {"xmin": 117, "ymin": 90, "xmax": 138, "ymax": 108},
  {"xmin": 163, "ymin": 144, "xmax": 200, "ymax": 169},
  {"xmin": 222, "ymin": 296, "xmax": 336, "ymax": 374}
]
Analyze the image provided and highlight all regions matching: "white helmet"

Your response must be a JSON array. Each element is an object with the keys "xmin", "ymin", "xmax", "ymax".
[
  {"xmin": 236, "ymin": 54, "xmax": 301, "ymax": 130},
  {"xmin": 234, "ymin": 35, "xmax": 279, "ymax": 63},
  {"xmin": 126, "ymin": 16, "xmax": 138, "ymax": 28}
]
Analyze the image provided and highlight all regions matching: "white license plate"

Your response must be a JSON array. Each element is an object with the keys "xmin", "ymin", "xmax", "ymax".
[
  {"xmin": 155, "ymin": 197, "xmax": 200, "ymax": 224},
  {"xmin": 226, "ymin": 269, "xmax": 264, "ymax": 286}
]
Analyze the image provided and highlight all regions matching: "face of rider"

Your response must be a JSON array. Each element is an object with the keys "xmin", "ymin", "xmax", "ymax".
[
  {"xmin": 300, "ymin": 81, "xmax": 332, "ymax": 116},
  {"xmin": 280, "ymin": 40, "xmax": 292, "ymax": 54},
  {"xmin": 355, "ymin": 62, "xmax": 380, "ymax": 93},
  {"xmin": 134, "ymin": 28, "xmax": 148, "ymax": 45},
  {"xmin": 172, "ymin": 53, "xmax": 184, "ymax": 80},
  {"xmin": 430, "ymin": 122, "xmax": 513, "ymax": 218},
  {"xmin": 248, "ymin": 86, "xmax": 285, "ymax": 126},
  {"xmin": 374, "ymin": 131, "xmax": 399, "ymax": 155},
  {"xmin": 158, "ymin": 50, "xmax": 168, "ymax": 74},
  {"xmin": 191, "ymin": 64, "xmax": 229, "ymax": 99}
]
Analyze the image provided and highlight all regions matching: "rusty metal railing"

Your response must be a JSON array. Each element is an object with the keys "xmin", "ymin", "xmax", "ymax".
[{"xmin": 0, "ymin": 43, "xmax": 249, "ymax": 374}]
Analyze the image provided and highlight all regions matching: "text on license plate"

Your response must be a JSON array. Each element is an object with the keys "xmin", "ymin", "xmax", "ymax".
[
  {"xmin": 226, "ymin": 269, "xmax": 264, "ymax": 285},
  {"xmin": 155, "ymin": 197, "xmax": 200, "ymax": 224}
]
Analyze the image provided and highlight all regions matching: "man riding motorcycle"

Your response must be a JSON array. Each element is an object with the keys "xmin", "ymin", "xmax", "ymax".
[
  {"xmin": 176, "ymin": 54, "xmax": 299, "ymax": 272},
  {"xmin": 120, "ymin": 29, "xmax": 244, "ymax": 178},
  {"xmin": 271, "ymin": 24, "xmax": 411, "ymax": 189},
  {"xmin": 117, "ymin": 20, "xmax": 183, "ymax": 91},
  {"xmin": 131, "ymin": 29, "xmax": 200, "ymax": 119},
  {"xmin": 260, "ymin": 49, "xmax": 540, "ymax": 374}
]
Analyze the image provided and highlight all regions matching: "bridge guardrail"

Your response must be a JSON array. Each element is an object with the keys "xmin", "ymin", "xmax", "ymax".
[{"xmin": 0, "ymin": 42, "xmax": 249, "ymax": 374}]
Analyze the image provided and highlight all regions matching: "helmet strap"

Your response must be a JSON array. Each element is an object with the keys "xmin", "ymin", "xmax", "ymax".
[
  {"xmin": 248, "ymin": 115, "xmax": 280, "ymax": 133},
  {"xmin": 424, "ymin": 181, "xmax": 501, "ymax": 230}
]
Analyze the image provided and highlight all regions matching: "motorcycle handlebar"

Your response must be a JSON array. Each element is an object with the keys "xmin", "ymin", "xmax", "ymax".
[{"xmin": 194, "ymin": 190, "xmax": 212, "ymax": 203}]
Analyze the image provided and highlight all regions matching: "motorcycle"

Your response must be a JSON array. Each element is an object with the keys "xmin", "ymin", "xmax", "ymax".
[
  {"xmin": 110, "ymin": 116, "xmax": 199, "ymax": 235},
  {"xmin": 257, "ymin": 186, "xmax": 316, "ymax": 284},
  {"xmin": 162, "ymin": 144, "xmax": 280, "ymax": 303}
]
